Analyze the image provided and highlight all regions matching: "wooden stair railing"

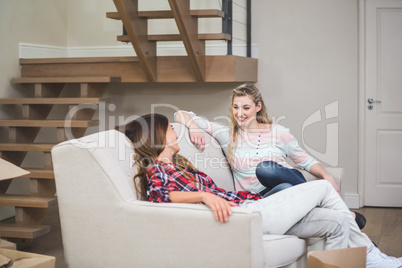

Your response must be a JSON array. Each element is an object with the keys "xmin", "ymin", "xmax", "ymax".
[
  {"xmin": 0, "ymin": 77, "xmax": 117, "ymax": 248},
  {"xmin": 110, "ymin": 0, "xmax": 230, "ymax": 82}
]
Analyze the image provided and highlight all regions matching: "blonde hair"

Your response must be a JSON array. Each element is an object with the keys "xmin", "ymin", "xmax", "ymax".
[{"xmin": 227, "ymin": 83, "xmax": 272, "ymax": 165}]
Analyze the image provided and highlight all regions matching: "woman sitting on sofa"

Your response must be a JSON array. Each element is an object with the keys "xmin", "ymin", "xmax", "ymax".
[
  {"xmin": 124, "ymin": 113, "xmax": 401, "ymax": 268},
  {"xmin": 174, "ymin": 83, "xmax": 367, "ymax": 229}
]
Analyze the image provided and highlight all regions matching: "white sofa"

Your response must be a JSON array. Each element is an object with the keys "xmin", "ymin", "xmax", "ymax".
[{"xmin": 51, "ymin": 123, "xmax": 343, "ymax": 268}]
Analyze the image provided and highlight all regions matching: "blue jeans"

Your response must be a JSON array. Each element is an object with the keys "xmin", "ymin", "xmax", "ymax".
[
  {"xmin": 260, "ymin": 183, "xmax": 294, "ymax": 197},
  {"xmin": 256, "ymin": 161, "xmax": 307, "ymax": 196}
]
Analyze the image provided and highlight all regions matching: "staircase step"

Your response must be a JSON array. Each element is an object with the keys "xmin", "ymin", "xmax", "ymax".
[
  {"xmin": 107, "ymin": 9, "xmax": 224, "ymax": 20},
  {"xmin": 149, "ymin": 33, "xmax": 231, "ymax": 41},
  {"xmin": 16, "ymin": 56, "xmax": 257, "ymax": 83},
  {"xmin": 188, "ymin": 9, "xmax": 225, "ymax": 18},
  {"xmin": 19, "ymin": 168, "xmax": 54, "ymax": 179},
  {"xmin": 0, "ymin": 194, "xmax": 57, "ymax": 208},
  {"xmin": 0, "ymin": 224, "xmax": 50, "ymax": 239},
  {"xmin": 0, "ymin": 143, "xmax": 56, "ymax": 152},
  {"xmin": 19, "ymin": 57, "xmax": 140, "ymax": 64},
  {"xmin": 0, "ymin": 120, "xmax": 98, "ymax": 128},
  {"xmin": 12, "ymin": 76, "xmax": 121, "ymax": 84},
  {"xmin": 117, "ymin": 33, "xmax": 231, "ymax": 42},
  {"xmin": 0, "ymin": 98, "xmax": 106, "ymax": 105}
]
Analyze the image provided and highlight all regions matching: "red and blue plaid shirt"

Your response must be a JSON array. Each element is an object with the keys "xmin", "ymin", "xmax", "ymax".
[{"xmin": 147, "ymin": 161, "xmax": 262, "ymax": 205}]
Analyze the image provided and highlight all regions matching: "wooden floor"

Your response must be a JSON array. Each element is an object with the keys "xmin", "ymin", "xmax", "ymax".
[
  {"xmin": 7, "ymin": 206, "xmax": 402, "ymax": 267},
  {"xmin": 352, "ymin": 207, "xmax": 402, "ymax": 257}
]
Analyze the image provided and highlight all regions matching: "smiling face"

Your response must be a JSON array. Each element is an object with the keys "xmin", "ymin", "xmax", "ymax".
[
  {"xmin": 165, "ymin": 124, "xmax": 180, "ymax": 154},
  {"xmin": 232, "ymin": 95, "xmax": 262, "ymax": 129}
]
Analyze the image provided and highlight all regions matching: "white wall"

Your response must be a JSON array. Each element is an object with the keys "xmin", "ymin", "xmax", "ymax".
[
  {"xmin": 253, "ymin": 0, "xmax": 359, "ymax": 205},
  {"xmin": 0, "ymin": 0, "xmax": 68, "ymax": 98},
  {"xmin": 65, "ymin": 0, "xmax": 249, "ymax": 57},
  {"xmin": 0, "ymin": 0, "xmax": 68, "ymax": 219},
  {"xmin": 66, "ymin": 0, "xmax": 119, "ymax": 47},
  {"xmin": 0, "ymin": 0, "xmax": 362, "ymax": 207}
]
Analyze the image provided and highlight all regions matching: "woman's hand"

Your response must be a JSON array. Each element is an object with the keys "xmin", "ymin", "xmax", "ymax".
[
  {"xmin": 169, "ymin": 191, "xmax": 237, "ymax": 223},
  {"xmin": 189, "ymin": 127, "xmax": 205, "ymax": 152},
  {"xmin": 309, "ymin": 163, "xmax": 340, "ymax": 195},
  {"xmin": 324, "ymin": 175, "xmax": 340, "ymax": 195},
  {"xmin": 174, "ymin": 111, "xmax": 206, "ymax": 152},
  {"xmin": 201, "ymin": 192, "xmax": 237, "ymax": 223}
]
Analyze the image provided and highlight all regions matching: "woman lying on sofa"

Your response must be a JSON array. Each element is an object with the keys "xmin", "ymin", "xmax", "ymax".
[{"xmin": 124, "ymin": 113, "xmax": 401, "ymax": 268}]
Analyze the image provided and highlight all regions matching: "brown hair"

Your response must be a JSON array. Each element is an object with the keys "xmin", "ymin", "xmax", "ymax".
[
  {"xmin": 125, "ymin": 113, "xmax": 196, "ymax": 200},
  {"xmin": 227, "ymin": 83, "xmax": 272, "ymax": 164}
]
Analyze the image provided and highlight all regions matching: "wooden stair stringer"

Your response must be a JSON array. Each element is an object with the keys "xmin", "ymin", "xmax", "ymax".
[
  {"xmin": 169, "ymin": 0, "xmax": 206, "ymax": 82},
  {"xmin": 113, "ymin": 0, "xmax": 157, "ymax": 82}
]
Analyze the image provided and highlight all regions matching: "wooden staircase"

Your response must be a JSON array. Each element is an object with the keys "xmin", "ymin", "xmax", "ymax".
[
  {"xmin": 0, "ymin": 0, "xmax": 257, "ymax": 248},
  {"xmin": 110, "ymin": 0, "xmax": 257, "ymax": 82},
  {"xmin": 0, "ymin": 79, "xmax": 115, "ymax": 248}
]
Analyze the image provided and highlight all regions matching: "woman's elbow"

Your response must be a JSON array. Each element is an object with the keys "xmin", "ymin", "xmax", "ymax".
[{"xmin": 174, "ymin": 111, "xmax": 185, "ymax": 123}]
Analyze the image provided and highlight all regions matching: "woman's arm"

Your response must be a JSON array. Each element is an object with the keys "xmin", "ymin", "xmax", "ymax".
[
  {"xmin": 309, "ymin": 163, "xmax": 340, "ymax": 195},
  {"xmin": 169, "ymin": 191, "xmax": 236, "ymax": 223},
  {"xmin": 174, "ymin": 111, "xmax": 206, "ymax": 151},
  {"xmin": 282, "ymin": 127, "xmax": 340, "ymax": 194},
  {"xmin": 174, "ymin": 111, "xmax": 197, "ymax": 128}
]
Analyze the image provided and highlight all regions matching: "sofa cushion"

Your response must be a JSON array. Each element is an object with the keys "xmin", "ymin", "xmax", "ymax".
[
  {"xmin": 173, "ymin": 123, "xmax": 235, "ymax": 191},
  {"xmin": 67, "ymin": 130, "xmax": 137, "ymax": 200},
  {"xmin": 70, "ymin": 123, "xmax": 235, "ymax": 201},
  {"xmin": 69, "ymin": 124, "xmax": 236, "ymax": 201},
  {"xmin": 262, "ymin": 235, "xmax": 307, "ymax": 268}
]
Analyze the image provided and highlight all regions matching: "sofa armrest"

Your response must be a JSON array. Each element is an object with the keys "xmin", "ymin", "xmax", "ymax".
[{"xmin": 60, "ymin": 199, "xmax": 264, "ymax": 268}]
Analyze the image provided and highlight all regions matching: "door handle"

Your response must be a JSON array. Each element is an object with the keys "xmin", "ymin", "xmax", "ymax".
[{"xmin": 368, "ymin": 98, "xmax": 381, "ymax": 104}]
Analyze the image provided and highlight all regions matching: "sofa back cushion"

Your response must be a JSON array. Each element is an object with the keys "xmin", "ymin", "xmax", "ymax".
[
  {"xmin": 55, "ymin": 123, "xmax": 235, "ymax": 203},
  {"xmin": 173, "ymin": 123, "xmax": 235, "ymax": 191},
  {"xmin": 61, "ymin": 129, "xmax": 138, "ymax": 201}
]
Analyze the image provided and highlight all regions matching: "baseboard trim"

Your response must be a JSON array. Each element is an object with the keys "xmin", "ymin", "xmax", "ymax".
[
  {"xmin": 344, "ymin": 193, "xmax": 360, "ymax": 209},
  {"xmin": 19, "ymin": 43, "xmax": 69, "ymax": 58},
  {"xmin": 20, "ymin": 43, "xmax": 258, "ymax": 58}
]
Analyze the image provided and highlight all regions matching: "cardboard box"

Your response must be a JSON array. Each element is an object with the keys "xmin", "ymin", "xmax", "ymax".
[
  {"xmin": 0, "ymin": 239, "xmax": 16, "ymax": 250},
  {"xmin": 0, "ymin": 159, "xmax": 30, "ymax": 221},
  {"xmin": 0, "ymin": 248, "xmax": 55, "ymax": 268},
  {"xmin": 0, "ymin": 158, "xmax": 30, "ymax": 181},
  {"xmin": 308, "ymin": 247, "xmax": 366, "ymax": 268}
]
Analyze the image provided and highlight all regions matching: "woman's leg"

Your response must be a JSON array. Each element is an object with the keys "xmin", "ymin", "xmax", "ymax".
[
  {"xmin": 256, "ymin": 161, "xmax": 367, "ymax": 230},
  {"xmin": 241, "ymin": 180, "xmax": 373, "ymax": 250},
  {"xmin": 285, "ymin": 207, "xmax": 350, "ymax": 249},
  {"xmin": 260, "ymin": 183, "xmax": 293, "ymax": 198},
  {"xmin": 256, "ymin": 161, "xmax": 306, "ymax": 190}
]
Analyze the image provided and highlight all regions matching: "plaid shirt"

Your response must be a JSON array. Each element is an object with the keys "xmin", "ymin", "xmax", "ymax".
[{"xmin": 147, "ymin": 161, "xmax": 262, "ymax": 205}]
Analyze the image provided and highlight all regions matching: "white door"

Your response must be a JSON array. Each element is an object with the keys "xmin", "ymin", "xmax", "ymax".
[{"xmin": 364, "ymin": 0, "xmax": 402, "ymax": 206}]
